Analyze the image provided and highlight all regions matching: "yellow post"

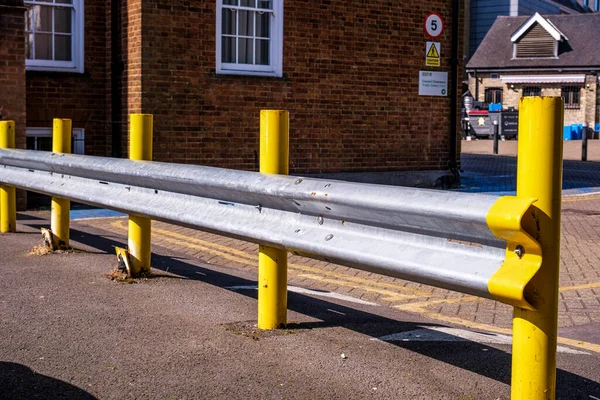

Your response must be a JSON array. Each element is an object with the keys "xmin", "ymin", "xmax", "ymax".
[
  {"xmin": 0, "ymin": 121, "xmax": 17, "ymax": 233},
  {"xmin": 512, "ymin": 97, "xmax": 563, "ymax": 399},
  {"xmin": 258, "ymin": 110, "xmax": 289, "ymax": 330},
  {"xmin": 128, "ymin": 114, "xmax": 153, "ymax": 276},
  {"xmin": 51, "ymin": 119, "xmax": 72, "ymax": 248}
]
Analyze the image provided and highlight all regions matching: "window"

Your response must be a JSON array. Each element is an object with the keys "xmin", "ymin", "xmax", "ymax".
[
  {"xmin": 485, "ymin": 87, "xmax": 503, "ymax": 104},
  {"xmin": 562, "ymin": 86, "xmax": 581, "ymax": 110},
  {"xmin": 24, "ymin": 0, "xmax": 84, "ymax": 73},
  {"xmin": 216, "ymin": 0, "xmax": 283, "ymax": 77},
  {"xmin": 26, "ymin": 127, "xmax": 85, "ymax": 154},
  {"xmin": 490, "ymin": 73, "xmax": 499, "ymax": 80},
  {"xmin": 522, "ymin": 86, "xmax": 541, "ymax": 97}
]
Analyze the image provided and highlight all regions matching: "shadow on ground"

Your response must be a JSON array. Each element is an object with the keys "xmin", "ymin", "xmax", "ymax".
[
  {"xmin": 0, "ymin": 362, "xmax": 97, "ymax": 400},
  {"xmin": 21, "ymin": 222, "xmax": 600, "ymax": 398},
  {"xmin": 459, "ymin": 154, "xmax": 600, "ymax": 195}
]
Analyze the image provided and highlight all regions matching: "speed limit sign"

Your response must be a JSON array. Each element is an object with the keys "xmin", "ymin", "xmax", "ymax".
[{"xmin": 424, "ymin": 12, "xmax": 444, "ymax": 39}]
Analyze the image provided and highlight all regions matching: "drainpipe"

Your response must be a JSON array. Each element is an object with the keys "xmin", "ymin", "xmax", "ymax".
[
  {"xmin": 111, "ymin": 0, "xmax": 123, "ymax": 158},
  {"xmin": 448, "ymin": 0, "xmax": 460, "ymax": 176}
]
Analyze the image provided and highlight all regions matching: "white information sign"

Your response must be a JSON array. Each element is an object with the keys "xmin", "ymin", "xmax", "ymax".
[{"xmin": 418, "ymin": 71, "xmax": 448, "ymax": 97}]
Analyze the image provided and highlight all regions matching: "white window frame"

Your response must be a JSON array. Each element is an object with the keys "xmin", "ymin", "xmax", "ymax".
[
  {"xmin": 24, "ymin": 0, "xmax": 85, "ymax": 73},
  {"xmin": 26, "ymin": 127, "xmax": 85, "ymax": 155},
  {"xmin": 215, "ymin": 0, "xmax": 283, "ymax": 77}
]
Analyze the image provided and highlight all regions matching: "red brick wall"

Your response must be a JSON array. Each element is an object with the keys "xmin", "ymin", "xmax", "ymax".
[
  {"xmin": 0, "ymin": 4, "xmax": 27, "ymax": 209},
  {"xmin": 139, "ymin": 0, "xmax": 459, "ymax": 173},
  {"xmin": 0, "ymin": 3, "xmax": 27, "ymax": 150},
  {"xmin": 25, "ymin": 0, "xmax": 110, "ymax": 156}
]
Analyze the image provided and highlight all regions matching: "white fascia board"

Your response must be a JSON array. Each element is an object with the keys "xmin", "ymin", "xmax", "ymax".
[
  {"xmin": 510, "ymin": 12, "xmax": 563, "ymax": 42},
  {"xmin": 500, "ymin": 74, "xmax": 586, "ymax": 84}
]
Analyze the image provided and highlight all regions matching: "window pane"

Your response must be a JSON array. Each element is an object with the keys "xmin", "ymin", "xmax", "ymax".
[
  {"xmin": 223, "ymin": 0, "xmax": 237, "ymax": 5},
  {"xmin": 256, "ymin": 39, "xmax": 269, "ymax": 65},
  {"xmin": 25, "ymin": 7, "xmax": 34, "ymax": 31},
  {"xmin": 55, "ymin": 0, "xmax": 73, "ymax": 4},
  {"xmin": 238, "ymin": 10, "xmax": 254, "ymax": 36},
  {"xmin": 37, "ymin": 137, "xmax": 52, "ymax": 152},
  {"xmin": 222, "ymin": 37, "xmax": 236, "ymax": 63},
  {"xmin": 34, "ymin": 33, "xmax": 52, "ymax": 59},
  {"xmin": 256, "ymin": 12, "xmax": 270, "ymax": 38},
  {"xmin": 222, "ymin": 8, "xmax": 236, "ymax": 35},
  {"xmin": 26, "ymin": 33, "xmax": 33, "ymax": 59},
  {"xmin": 55, "ymin": 8, "xmax": 72, "ymax": 33},
  {"xmin": 35, "ymin": 6, "xmax": 52, "ymax": 32},
  {"xmin": 257, "ymin": 0, "xmax": 272, "ymax": 10},
  {"xmin": 55, "ymin": 35, "xmax": 71, "ymax": 61},
  {"xmin": 26, "ymin": 137, "xmax": 36, "ymax": 150},
  {"xmin": 238, "ymin": 38, "xmax": 253, "ymax": 64},
  {"xmin": 240, "ymin": 0, "xmax": 255, "ymax": 7}
]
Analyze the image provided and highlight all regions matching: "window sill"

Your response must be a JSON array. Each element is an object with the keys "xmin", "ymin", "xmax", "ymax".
[
  {"xmin": 216, "ymin": 69, "xmax": 285, "ymax": 79},
  {"xmin": 26, "ymin": 65, "xmax": 84, "ymax": 74}
]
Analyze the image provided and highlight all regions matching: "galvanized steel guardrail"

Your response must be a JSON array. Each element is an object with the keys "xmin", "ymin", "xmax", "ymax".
[
  {"xmin": 0, "ymin": 147, "xmax": 540, "ymax": 309},
  {"xmin": 0, "ymin": 98, "xmax": 566, "ymax": 399}
]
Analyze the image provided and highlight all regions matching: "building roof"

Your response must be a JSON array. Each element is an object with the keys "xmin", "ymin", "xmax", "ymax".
[{"xmin": 467, "ymin": 13, "xmax": 600, "ymax": 70}]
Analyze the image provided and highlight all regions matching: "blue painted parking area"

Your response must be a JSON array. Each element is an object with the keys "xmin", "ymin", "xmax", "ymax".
[{"xmin": 456, "ymin": 153, "xmax": 600, "ymax": 197}]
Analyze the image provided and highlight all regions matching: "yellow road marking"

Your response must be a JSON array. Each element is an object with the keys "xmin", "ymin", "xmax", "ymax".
[
  {"xmin": 395, "ymin": 298, "xmax": 600, "ymax": 354},
  {"xmin": 105, "ymin": 219, "xmax": 600, "ymax": 353},
  {"xmin": 297, "ymin": 273, "xmax": 419, "ymax": 302},
  {"xmin": 110, "ymin": 220, "xmax": 431, "ymax": 298},
  {"xmin": 562, "ymin": 194, "xmax": 600, "ymax": 203},
  {"xmin": 559, "ymin": 282, "xmax": 600, "ymax": 292}
]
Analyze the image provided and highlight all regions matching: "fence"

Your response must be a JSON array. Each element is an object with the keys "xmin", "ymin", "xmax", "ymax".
[{"xmin": 0, "ymin": 98, "xmax": 564, "ymax": 399}]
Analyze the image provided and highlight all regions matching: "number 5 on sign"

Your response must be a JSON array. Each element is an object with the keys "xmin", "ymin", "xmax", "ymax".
[{"xmin": 424, "ymin": 12, "xmax": 444, "ymax": 39}]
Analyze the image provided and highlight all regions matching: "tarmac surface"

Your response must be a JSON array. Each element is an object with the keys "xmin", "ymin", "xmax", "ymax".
[{"xmin": 1, "ymin": 139, "xmax": 600, "ymax": 399}]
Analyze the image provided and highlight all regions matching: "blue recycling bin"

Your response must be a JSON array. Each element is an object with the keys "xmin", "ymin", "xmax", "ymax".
[
  {"xmin": 563, "ymin": 126, "xmax": 572, "ymax": 140},
  {"xmin": 571, "ymin": 124, "xmax": 583, "ymax": 140}
]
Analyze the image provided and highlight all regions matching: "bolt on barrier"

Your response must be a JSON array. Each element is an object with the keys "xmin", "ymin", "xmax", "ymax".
[{"xmin": 0, "ymin": 99, "xmax": 564, "ymax": 399}]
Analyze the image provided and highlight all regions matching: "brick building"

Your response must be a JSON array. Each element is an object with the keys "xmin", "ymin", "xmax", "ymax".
[
  {"xmin": 1, "ymin": 1, "xmax": 463, "ymax": 189},
  {"xmin": 467, "ymin": 13, "xmax": 600, "ymax": 128}
]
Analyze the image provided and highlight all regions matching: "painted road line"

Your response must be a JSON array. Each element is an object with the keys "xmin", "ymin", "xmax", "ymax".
[
  {"xmin": 395, "ymin": 299, "xmax": 600, "ymax": 354},
  {"xmin": 226, "ymin": 285, "xmax": 379, "ymax": 306},
  {"xmin": 559, "ymin": 282, "xmax": 600, "ymax": 292},
  {"xmin": 372, "ymin": 327, "xmax": 589, "ymax": 355},
  {"xmin": 562, "ymin": 193, "xmax": 600, "ymax": 202},
  {"xmin": 295, "ymin": 273, "xmax": 419, "ymax": 302},
  {"xmin": 104, "ymin": 219, "xmax": 600, "ymax": 354},
  {"xmin": 109, "ymin": 220, "xmax": 431, "ymax": 298}
]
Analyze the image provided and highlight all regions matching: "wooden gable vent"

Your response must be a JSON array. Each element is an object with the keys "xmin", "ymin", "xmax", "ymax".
[{"xmin": 515, "ymin": 23, "xmax": 556, "ymax": 58}]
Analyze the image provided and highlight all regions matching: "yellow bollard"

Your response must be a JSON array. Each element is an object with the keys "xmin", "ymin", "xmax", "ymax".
[
  {"xmin": 258, "ymin": 110, "xmax": 289, "ymax": 330},
  {"xmin": 128, "ymin": 114, "xmax": 153, "ymax": 276},
  {"xmin": 51, "ymin": 119, "xmax": 72, "ymax": 248},
  {"xmin": 0, "ymin": 121, "xmax": 17, "ymax": 233},
  {"xmin": 512, "ymin": 97, "xmax": 563, "ymax": 399}
]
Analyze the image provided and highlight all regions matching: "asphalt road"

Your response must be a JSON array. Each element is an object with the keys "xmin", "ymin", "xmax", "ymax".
[{"xmin": 1, "ymin": 214, "xmax": 599, "ymax": 399}]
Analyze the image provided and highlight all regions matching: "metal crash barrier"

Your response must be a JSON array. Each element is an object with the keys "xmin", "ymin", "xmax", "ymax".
[{"xmin": 0, "ymin": 98, "xmax": 564, "ymax": 400}]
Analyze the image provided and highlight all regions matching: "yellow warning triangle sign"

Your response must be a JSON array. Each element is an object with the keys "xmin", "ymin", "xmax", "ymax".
[{"xmin": 427, "ymin": 43, "xmax": 440, "ymax": 58}]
